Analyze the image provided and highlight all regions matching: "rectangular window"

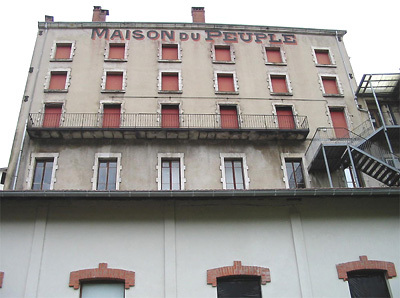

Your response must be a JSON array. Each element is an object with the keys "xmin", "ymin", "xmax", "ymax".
[
  {"xmin": 32, "ymin": 159, "xmax": 54, "ymax": 190},
  {"xmin": 162, "ymin": 44, "xmax": 179, "ymax": 60},
  {"xmin": 217, "ymin": 276, "xmax": 261, "ymax": 298},
  {"xmin": 49, "ymin": 72, "xmax": 67, "ymax": 90},
  {"xmin": 266, "ymin": 47, "xmax": 283, "ymax": 63},
  {"xmin": 161, "ymin": 159, "xmax": 181, "ymax": 190},
  {"xmin": 103, "ymin": 105, "xmax": 121, "ymax": 128},
  {"xmin": 220, "ymin": 106, "xmax": 239, "ymax": 129},
  {"xmin": 54, "ymin": 43, "xmax": 72, "ymax": 60},
  {"xmin": 271, "ymin": 75, "xmax": 289, "ymax": 93},
  {"xmin": 214, "ymin": 45, "xmax": 232, "ymax": 62},
  {"xmin": 322, "ymin": 76, "xmax": 340, "ymax": 95},
  {"xmin": 329, "ymin": 108, "xmax": 349, "ymax": 138},
  {"xmin": 224, "ymin": 159, "xmax": 245, "ymax": 190},
  {"xmin": 161, "ymin": 72, "xmax": 179, "ymax": 91},
  {"xmin": 97, "ymin": 159, "xmax": 118, "ymax": 190},
  {"xmin": 217, "ymin": 74, "xmax": 235, "ymax": 92},
  {"xmin": 285, "ymin": 159, "xmax": 305, "ymax": 189},
  {"xmin": 81, "ymin": 282, "xmax": 125, "ymax": 298},
  {"xmin": 276, "ymin": 107, "xmax": 295, "ymax": 129},
  {"xmin": 105, "ymin": 72, "xmax": 123, "ymax": 91},
  {"xmin": 108, "ymin": 44, "xmax": 125, "ymax": 60},
  {"xmin": 43, "ymin": 104, "xmax": 62, "ymax": 128},
  {"xmin": 162, "ymin": 105, "xmax": 180, "ymax": 128},
  {"xmin": 315, "ymin": 49, "xmax": 332, "ymax": 65},
  {"xmin": 348, "ymin": 270, "xmax": 391, "ymax": 298}
]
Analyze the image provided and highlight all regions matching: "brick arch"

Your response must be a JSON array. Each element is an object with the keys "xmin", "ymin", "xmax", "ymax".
[
  {"xmin": 207, "ymin": 261, "xmax": 271, "ymax": 287},
  {"xmin": 69, "ymin": 263, "xmax": 135, "ymax": 289},
  {"xmin": 336, "ymin": 256, "xmax": 397, "ymax": 281}
]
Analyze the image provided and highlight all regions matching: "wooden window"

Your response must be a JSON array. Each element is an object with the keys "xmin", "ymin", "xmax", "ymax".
[
  {"xmin": 266, "ymin": 47, "xmax": 283, "ymax": 63},
  {"xmin": 162, "ymin": 105, "xmax": 179, "ymax": 128},
  {"xmin": 315, "ymin": 49, "xmax": 331, "ymax": 65},
  {"xmin": 32, "ymin": 159, "xmax": 54, "ymax": 190},
  {"xmin": 224, "ymin": 159, "xmax": 245, "ymax": 190},
  {"xmin": 162, "ymin": 44, "xmax": 178, "ymax": 60},
  {"xmin": 271, "ymin": 75, "xmax": 288, "ymax": 93},
  {"xmin": 43, "ymin": 105, "xmax": 62, "ymax": 128},
  {"xmin": 55, "ymin": 44, "xmax": 72, "ymax": 59},
  {"xmin": 285, "ymin": 159, "xmax": 305, "ymax": 189},
  {"xmin": 161, "ymin": 73, "xmax": 179, "ymax": 91},
  {"xmin": 103, "ymin": 105, "xmax": 121, "ymax": 128},
  {"xmin": 161, "ymin": 159, "xmax": 180, "ymax": 190},
  {"xmin": 330, "ymin": 108, "xmax": 349, "ymax": 138},
  {"xmin": 217, "ymin": 74, "xmax": 235, "ymax": 92},
  {"xmin": 105, "ymin": 72, "xmax": 123, "ymax": 90},
  {"xmin": 348, "ymin": 270, "xmax": 390, "ymax": 298},
  {"xmin": 220, "ymin": 106, "xmax": 239, "ymax": 129},
  {"xmin": 49, "ymin": 72, "xmax": 67, "ymax": 90},
  {"xmin": 81, "ymin": 282, "xmax": 125, "ymax": 298},
  {"xmin": 215, "ymin": 46, "xmax": 231, "ymax": 62},
  {"xmin": 97, "ymin": 159, "xmax": 117, "ymax": 190},
  {"xmin": 108, "ymin": 44, "xmax": 125, "ymax": 60},
  {"xmin": 322, "ymin": 77, "xmax": 339, "ymax": 94},
  {"xmin": 276, "ymin": 107, "xmax": 295, "ymax": 129},
  {"xmin": 217, "ymin": 276, "xmax": 261, "ymax": 298}
]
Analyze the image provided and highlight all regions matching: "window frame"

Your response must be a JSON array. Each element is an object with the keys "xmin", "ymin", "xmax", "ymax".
[
  {"xmin": 91, "ymin": 153, "xmax": 122, "ymax": 190},
  {"xmin": 212, "ymin": 44, "xmax": 235, "ymax": 64},
  {"xmin": 156, "ymin": 153, "xmax": 185, "ymax": 190},
  {"xmin": 214, "ymin": 71, "xmax": 239, "ymax": 94},
  {"xmin": 264, "ymin": 46, "xmax": 286, "ymax": 65},
  {"xmin": 158, "ymin": 71, "xmax": 182, "ymax": 94},
  {"xmin": 281, "ymin": 154, "xmax": 308, "ymax": 189},
  {"xmin": 50, "ymin": 41, "xmax": 75, "ymax": 61},
  {"xmin": 319, "ymin": 74, "xmax": 343, "ymax": 97},
  {"xmin": 101, "ymin": 70, "xmax": 126, "ymax": 93},
  {"xmin": 268, "ymin": 73, "xmax": 292, "ymax": 95},
  {"xmin": 27, "ymin": 153, "xmax": 59, "ymax": 190},
  {"xmin": 220, "ymin": 153, "xmax": 250, "ymax": 190},
  {"xmin": 312, "ymin": 47, "xmax": 336, "ymax": 67},
  {"xmin": 81, "ymin": 281, "xmax": 125, "ymax": 298},
  {"xmin": 104, "ymin": 42, "xmax": 128, "ymax": 61},
  {"xmin": 159, "ymin": 43, "xmax": 181, "ymax": 62},
  {"xmin": 44, "ymin": 69, "xmax": 71, "ymax": 92}
]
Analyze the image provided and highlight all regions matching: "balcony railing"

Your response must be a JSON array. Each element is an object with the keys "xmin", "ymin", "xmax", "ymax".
[{"xmin": 27, "ymin": 113, "xmax": 309, "ymax": 140}]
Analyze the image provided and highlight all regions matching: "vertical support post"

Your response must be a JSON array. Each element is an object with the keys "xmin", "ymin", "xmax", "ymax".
[
  {"xmin": 347, "ymin": 145, "xmax": 360, "ymax": 188},
  {"xmin": 322, "ymin": 145, "xmax": 333, "ymax": 188}
]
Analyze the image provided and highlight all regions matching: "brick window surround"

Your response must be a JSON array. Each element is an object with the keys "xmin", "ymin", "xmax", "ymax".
[
  {"xmin": 0, "ymin": 271, "xmax": 4, "ymax": 288},
  {"xmin": 207, "ymin": 261, "xmax": 271, "ymax": 287},
  {"xmin": 336, "ymin": 256, "xmax": 397, "ymax": 281},
  {"xmin": 69, "ymin": 263, "xmax": 135, "ymax": 290}
]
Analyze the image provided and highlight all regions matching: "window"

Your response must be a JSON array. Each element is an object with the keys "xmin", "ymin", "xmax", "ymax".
[
  {"xmin": 329, "ymin": 108, "xmax": 349, "ymax": 138},
  {"xmin": 321, "ymin": 76, "xmax": 342, "ymax": 96},
  {"xmin": 43, "ymin": 104, "xmax": 62, "ymax": 128},
  {"xmin": 157, "ymin": 153, "xmax": 185, "ymax": 190},
  {"xmin": 104, "ymin": 71, "xmax": 124, "ymax": 91},
  {"xmin": 213, "ymin": 45, "xmax": 233, "ymax": 63},
  {"xmin": 344, "ymin": 167, "xmax": 357, "ymax": 188},
  {"xmin": 269, "ymin": 74, "xmax": 291, "ymax": 94},
  {"xmin": 27, "ymin": 153, "xmax": 59, "ymax": 190},
  {"xmin": 161, "ymin": 105, "xmax": 180, "ymax": 128},
  {"xmin": 102, "ymin": 105, "xmax": 121, "ymax": 128},
  {"xmin": 220, "ymin": 105, "xmax": 239, "ymax": 129},
  {"xmin": 107, "ymin": 43, "xmax": 126, "ymax": 60},
  {"xmin": 50, "ymin": 41, "xmax": 74, "ymax": 61},
  {"xmin": 313, "ymin": 48, "xmax": 335, "ymax": 66},
  {"xmin": 215, "ymin": 73, "xmax": 238, "ymax": 93},
  {"xmin": 161, "ymin": 72, "xmax": 180, "ymax": 92},
  {"xmin": 48, "ymin": 71, "xmax": 67, "ymax": 90},
  {"xmin": 220, "ymin": 154, "xmax": 249, "ymax": 190},
  {"xmin": 217, "ymin": 276, "xmax": 261, "ymax": 298},
  {"xmin": 81, "ymin": 282, "xmax": 125, "ymax": 298},
  {"xmin": 276, "ymin": 106, "xmax": 295, "ymax": 129},
  {"xmin": 285, "ymin": 159, "xmax": 305, "ymax": 189},
  {"xmin": 92, "ymin": 153, "xmax": 121, "ymax": 190},
  {"xmin": 265, "ymin": 47, "xmax": 284, "ymax": 64},
  {"xmin": 161, "ymin": 44, "xmax": 180, "ymax": 61},
  {"xmin": 348, "ymin": 270, "xmax": 391, "ymax": 298}
]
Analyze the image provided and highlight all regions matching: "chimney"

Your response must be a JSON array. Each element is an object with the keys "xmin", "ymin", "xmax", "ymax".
[
  {"xmin": 92, "ymin": 6, "xmax": 109, "ymax": 22},
  {"xmin": 45, "ymin": 15, "xmax": 54, "ymax": 22},
  {"xmin": 191, "ymin": 7, "xmax": 205, "ymax": 23}
]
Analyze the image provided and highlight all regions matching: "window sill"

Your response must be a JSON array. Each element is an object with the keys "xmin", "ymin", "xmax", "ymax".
[
  {"xmin": 215, "ymin": 91, "xmax": 239, "ymax": 95},
  {"xmin": 158, "ymin": 59, "xmax": 182, "ymax": 63},
  {"xmin": 271, "ymin": 92, "xmax": 292, "ymax": 96},
  {"xmin": 50, "ymin": 59, "xmax": 73, "ymax": 62},
  {"xmin": 104, "ymin": 59, "xmax": 127, "ymax": 62},
  {"xmin": 316, "ymin": 64, "xmax": 336, "ymax": 68},
  {"xmin": 101, "ymin": 90, "xmax": 126, "ymax": 93},
  {"xmin": 44, "ymin": 89, "xmax": 68, "ymax": 93},
  {"xmin": 323, "ymin": 93, "xmax": 344, "ymax": 97},
  {"xmin": 158, "ymin": 90, "xmax": 183, "ymax": 94},
  {"xmin": 265, "ymin": 62, "xmax": 287, "ymax": 66},
  {"xmin": 212, "ymin": 61, "xmax": 235, "ymax": 64}
]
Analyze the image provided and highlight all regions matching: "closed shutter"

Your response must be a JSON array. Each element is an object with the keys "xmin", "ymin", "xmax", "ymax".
[
  {"xmin": 49, "ymin": 73, "xmax": 67, "ymax": 90},
  {"xmin": 43, "ymin": 105, "xmax": 62, "ymax": 128},
  {"xmin": 266, "ymin": 48, "xmax": 282, "ymax": 63},
  {"xmin": 323, "ymin": 77, "xmax": 339, "ymax": 94},
  {"xmin": 215, "ymin": 47, "xmax": 231, "ymax": 62},
  {"xmin": 276, "ymin": 107, "xmax": 295, "ymax": 129},
  {"xmin": 315, "ymin": 50, "xmax": 331, "ymax": 65},
  {"xmin": 162, "ymin": 105, "xmax": 179, "ymax": 128},
  {"xmin": 103, "ymin": 105, "xmax": 121, "ymax": 128},
  {"xmin": 55, "ymin": 44, "xmax": 71, "ymax": 59},
  {"xmin": 162, "ymin": 45, "xmax": 178, "ymax": 60},
  {"xmin": 220, "ymin": 106, "xmax": 239, "ymax": 129},
  {"xmin": 217, "ymin": 75, "xmax": 235, "ymax": 92},
  {"xmin": 105, "ymin": 73, "xmax": 123, "ymax": 90},
  {"xmin": 108, "ymin": 44, "xmax": 125, "ymax": 59},
  {"xmin": 271, "ymin": 76, "xmax": 288, "ymax": 93},
  {"xmin": 162, "ymin": 73, "xmax": 179, "ymax": 91},
  {"xmin": 330, "ymin": 109, "xmax": 349, "ymax": 138}
]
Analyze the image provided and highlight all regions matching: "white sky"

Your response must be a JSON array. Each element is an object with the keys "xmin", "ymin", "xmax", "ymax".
[{"xmin": 0, "ymin": 0, "xmax": 399, "ymax": 168}]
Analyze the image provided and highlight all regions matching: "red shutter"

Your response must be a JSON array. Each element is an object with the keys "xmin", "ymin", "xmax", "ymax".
[
  {"xmin": 271, "ymin": 76, "xmax": 288, "ymax": 93},
  {"xmin": 315, "ymin": 50, "xmax": 331, "ymax": 65},
  {"xmin": 217, "ymin": 75, "xmax": 235, "ymax": 92},
  {"xmin": 215, "ymin": 47, "xmax": 231, "ymax": 62},
  {"xmin": 162, "ymin": 46, "xmax": 178, "ymax": 60},
  {"xmin": 220, "ymin": 106, "xmax": 239, "ymax": 129},
  {"xmin": 162, "ymin": 73, "xmax": 179, "ymax": 91},
  {"xmin": 103, "ymin": 105, "xmax": 121, "ymax": 128},
  {"xmin": 330, "ymin": 109, "xmax": 349, "ymax": 138},
  {"xmin": 266, "ymin": 48, "xmax": 282, "ymax": 63},
  {"xmin": 108, "ymin": 44, "xmax": 125, "ymax": 59},
  {"xmin": 106, "ymin": 73, "xmax": 123, "ymax": 90},
  {"xmin": 43, "ymin": 105, "xmax": 62, "ymax": 128},
  {"xmin": 276, "ymin": 107, "xmax": 295, "ymax": 129},
  {"xmin": 49, "ymin": 73, "xmax": 67, "ymax": 90},
  {"xmin": 55, "ymin": 44, "xmax": 71, "ymax": 59},
  {"xmin": 322, "ymin": 77, "xmax": 339, "ymax": 94},
  {"xmin": 162, "ymin": 106, "xmax": 180, "ymax": 128}
]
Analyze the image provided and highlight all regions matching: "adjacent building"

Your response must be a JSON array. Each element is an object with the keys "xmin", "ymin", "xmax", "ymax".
[{"xmin": 1, "ymin": 6, "xmax": 399, "ymax": 298}]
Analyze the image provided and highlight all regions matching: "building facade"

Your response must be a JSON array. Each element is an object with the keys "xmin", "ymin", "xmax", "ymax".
[{"xmin": 1, "ymin": 6, "xmax": 399, "ymax": 298}]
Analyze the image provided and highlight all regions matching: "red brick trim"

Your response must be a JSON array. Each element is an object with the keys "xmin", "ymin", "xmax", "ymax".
[
  {"xmin": 69, "ymin": 263, "xmax": 135, "ymax": 289},
  {"xmin": 207, "ymin": 261, "xmax": 271, "ymax": 287},
  {"xmin": 336, "ymin": 256, "xmax": 397, "ymax": 281},
  {"xmin": 0, "ymin": 272, "xmax": 4, "ymax": 288}
]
